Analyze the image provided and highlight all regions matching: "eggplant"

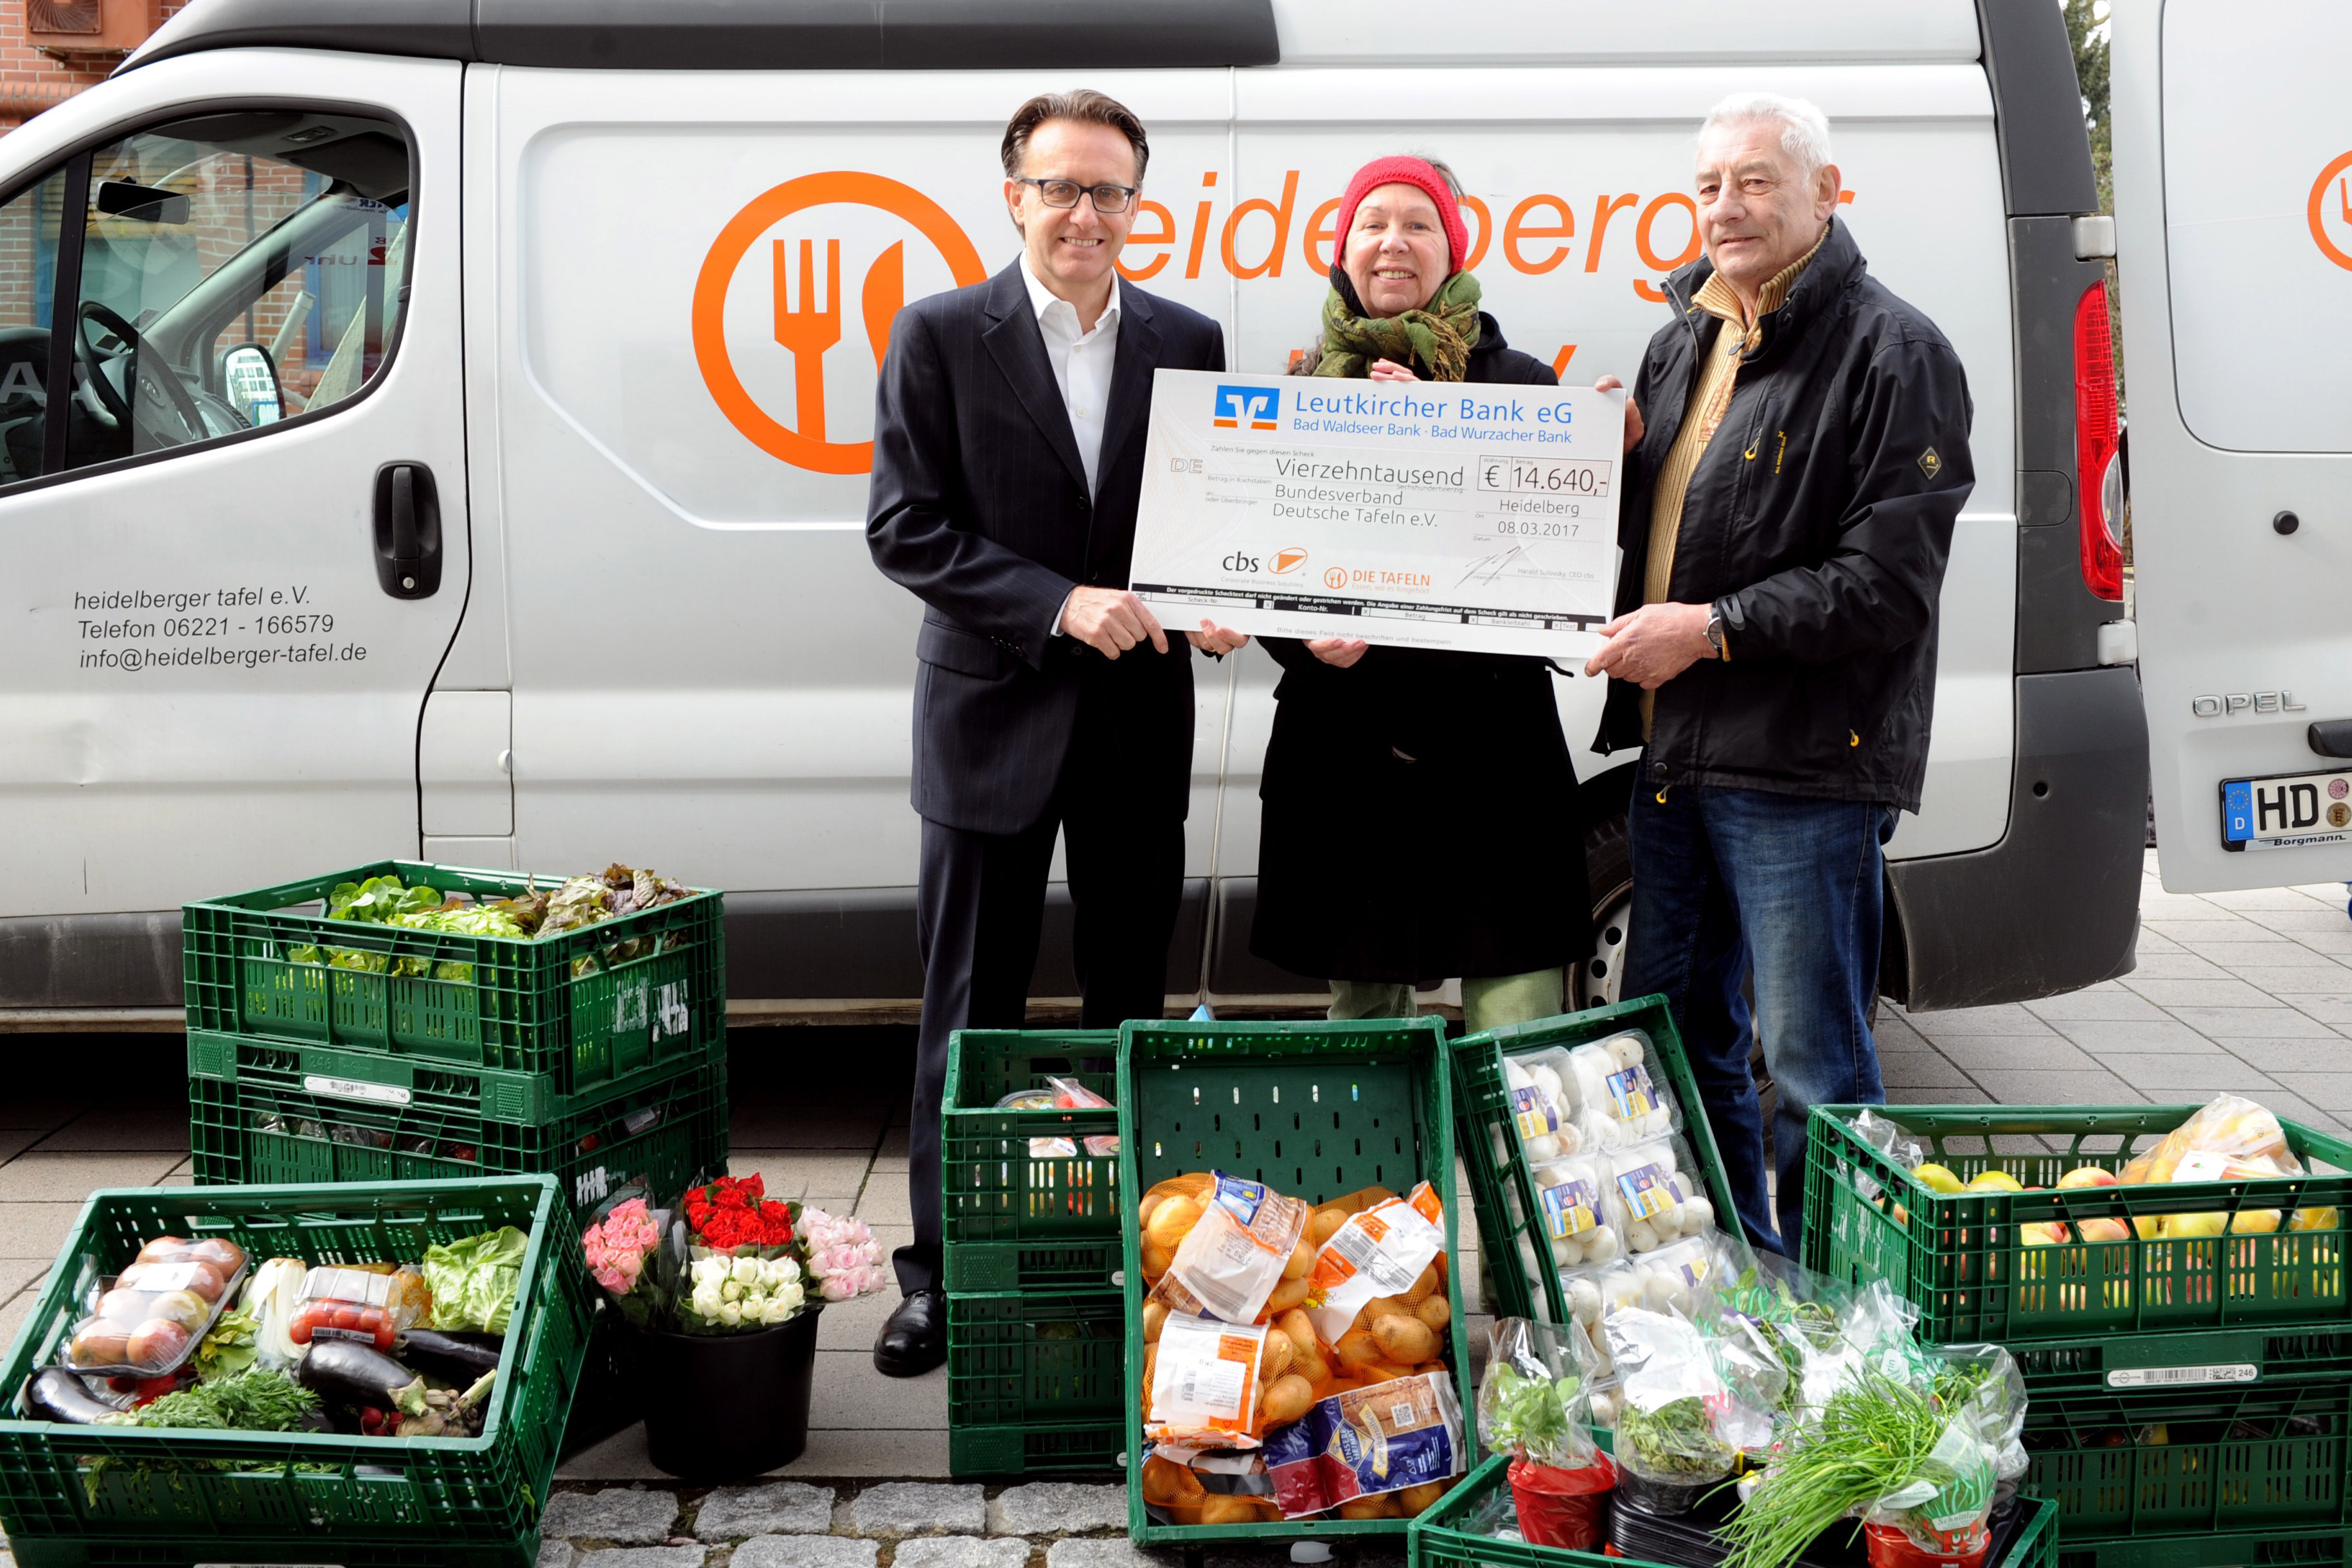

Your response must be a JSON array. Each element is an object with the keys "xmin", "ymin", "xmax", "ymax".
[
  {"xmin": 297, "ymin": 1340, "xmax": 429, "ymax": 1417},
  {"xmin": 398, "ymin": 1328, "xmax": 502, "ymax": 1380},
  {"xmin": 28, "ymin": 1368, "xmax": 120, "ymax": 1425}
]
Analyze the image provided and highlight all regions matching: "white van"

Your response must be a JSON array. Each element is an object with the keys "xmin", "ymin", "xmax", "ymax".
[
  {"xmin": 0, "ymin": 0, "xmax": 2147, "ymax": 1026},
  {"xmin": 2112, "ymin": 3, "xmax": 2352, "ymax": 894}
]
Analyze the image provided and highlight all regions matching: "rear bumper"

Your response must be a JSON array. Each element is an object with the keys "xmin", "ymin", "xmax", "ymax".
[{"xmin": 1886, "ymin": 666, "xmax": 2146, "ymax": 1010}]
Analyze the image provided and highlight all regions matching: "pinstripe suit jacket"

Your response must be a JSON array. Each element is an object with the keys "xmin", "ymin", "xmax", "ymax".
[{"xmin": 867, "ymin": 262, "xmax": 1227, "ymax": 837}]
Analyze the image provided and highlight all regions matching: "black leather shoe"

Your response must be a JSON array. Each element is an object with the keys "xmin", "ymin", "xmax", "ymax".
[{"xmin": 872, "ymin": 1288, "xmax": 946, "ymax": 1377}]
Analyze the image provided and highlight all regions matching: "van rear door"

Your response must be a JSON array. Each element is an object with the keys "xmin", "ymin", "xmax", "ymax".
[
  {"xmin": 0, "ymin": 47, "xmax": 467, "ymax": 944},
  {"xmin": 2114, "ymin": 1, "xmax": 2352, "ymax": 892}
]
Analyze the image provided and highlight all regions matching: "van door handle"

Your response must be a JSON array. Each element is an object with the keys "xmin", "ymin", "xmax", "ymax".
[
  {"xmin": 373, "ymin": 462, "xmax": 441, "ymax": 599},
  {"xmin": 2309, "ymin": 721, "xmax": 2352, "ymax": 759}
]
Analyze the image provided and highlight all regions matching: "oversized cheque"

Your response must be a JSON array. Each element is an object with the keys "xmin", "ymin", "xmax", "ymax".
[{"xmin": 1130, "ymin": 370, "xmax": 1626, "ymax": 657}]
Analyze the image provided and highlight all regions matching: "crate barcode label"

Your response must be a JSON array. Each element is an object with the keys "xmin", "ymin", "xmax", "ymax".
[
  {"xmin": 576, "ymin": 1165, "xmax": 612, "ymax": 1206},
  {"xmin": 303, "ymin": 1075, "xmax": 411, "ymax": 1108},
  {"xmin": 2108, "ymin": 1363, "xmax": 2258, "ymax": 1388},
  {"xmin": 653, "ymin": 981, "xmax": 690, "ymax": 1043}
]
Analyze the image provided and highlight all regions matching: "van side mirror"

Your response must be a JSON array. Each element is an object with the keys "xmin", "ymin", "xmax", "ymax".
[
  {"xmin": 222, "ymin": 343, "xmax": 281, "ymax": 426},
  {"xmin": 96, "ymin": 180, "xmax": 190, "ymax": 225}
]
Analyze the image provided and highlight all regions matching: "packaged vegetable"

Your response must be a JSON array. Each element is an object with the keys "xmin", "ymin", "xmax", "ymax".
[
  {"xmin": 1478, "ymin": 1317, "xmax": 1600, "ymax": 1470},
  {"xmin": 242, "ymin": 1258, "xmax": 307, "ymax": 1369},
  {"xmin": 1263, "ymin": 1372, "xmax": 1465, "ymax": 1518},
  {"xmin": 1561, "ymin": 1031, "xmax": 1679, "ymax": 1150},
  {"xmin": 1502, "ymin": 1050, "xmax": 1581, "ymax": 1164},
  {"xmin": 1603, "ymin": 1136, "xmax": 1717, "ymax": 1252},
  {"xmin": 1009, "ymin": 1076, "xmax": 1121, "ymax": 1159},
  {"xmin": 421, "ymin": 1226, "xmax": 529, "ymax": 1333},
  {"xmin": 1530, "ymin": 1154, "xmax": 1614, "ymax": 1263},
  {"xmin": 1603, "ymin": 1306, "xmax": 1781, "ymax": 1501},
  {"xmin": 1704, "ymin": 1252, "xmax": 1918, "ymax": 1429},
  {"xmin": 1306, "ymin": 1180, "xmax": 1446, "ymax": 1344},
  {"xmin": 290, "ymin": 1265, "xmax": 430, "ymax": 1348},
  {"xmin": 65, "ymin": 1238, "xmax": 253, "ymax": 1378},
  {"xmin": 1146, "ymin": 1314, "xmax": 1269, "ymax": 1447},
  {"xmin": 1150, "ymin": 1173, "xmax": 1310, "ymax": 1326}
]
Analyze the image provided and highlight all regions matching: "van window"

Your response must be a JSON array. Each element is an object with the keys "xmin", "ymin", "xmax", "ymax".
[
  {"xmin": 0, "ymin": 170, "xmax": 67, "ymax": 483},
  {"xmin": 62, "ymin": 112, "xmax": 412, "ymax": 472}
]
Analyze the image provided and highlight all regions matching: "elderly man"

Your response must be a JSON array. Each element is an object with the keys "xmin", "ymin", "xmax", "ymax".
[{"xmin": 1585, "ymin": 93, "xmax": 1974, "ymax": 1258}]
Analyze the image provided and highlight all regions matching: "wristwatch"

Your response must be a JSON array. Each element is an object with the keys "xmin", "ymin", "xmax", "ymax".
[{"xmin": 1704, "ymin": 610, "xmax": 1727, "ymax": 661}]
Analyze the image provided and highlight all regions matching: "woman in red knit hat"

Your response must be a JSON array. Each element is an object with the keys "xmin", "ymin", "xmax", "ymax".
[{"xmin": 1249, "ymin": 154, "xmax": 1594, "ymax": 1032}]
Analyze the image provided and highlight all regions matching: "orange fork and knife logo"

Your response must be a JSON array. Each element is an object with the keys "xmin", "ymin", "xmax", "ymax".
[
  {"xmin": 2308, "ymin": 150, "xmax": 2352, "ymax": 272},
  {"xmin": 695, "ymin": 172, "xmax": 986, "ymax": 474}
]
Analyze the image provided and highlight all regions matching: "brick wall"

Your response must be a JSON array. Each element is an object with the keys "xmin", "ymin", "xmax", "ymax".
[{"xmin": 0, "ymin": 0, "xmax": 193, "ymax": 132}]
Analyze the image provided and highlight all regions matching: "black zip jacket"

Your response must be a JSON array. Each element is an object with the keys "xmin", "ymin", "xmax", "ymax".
[{"xmin": 1595, "ymin": 218, "xmax": 1974, "ymax": 812}]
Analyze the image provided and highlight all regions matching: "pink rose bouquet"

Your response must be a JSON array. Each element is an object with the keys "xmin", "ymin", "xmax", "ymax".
[
  {"xmin": 798, "ymin": 1206, "xmax": 893, "ymax": 1302},
  {"xmin": 582, "ymin": 1197, "xmax": 661, "ymax": 1308}
]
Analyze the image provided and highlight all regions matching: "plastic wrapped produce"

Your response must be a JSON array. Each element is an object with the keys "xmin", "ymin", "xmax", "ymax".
[
  {"xmin": 1603, "ymin": 1137, "xmax": 1715, "ymax": 1251},
  {"xmin": 1560, "ymin": 1031, "xmax": 1679, "ymax": 1152},
  {"xmin": 1502, "ymin": 1051, "xmax": 1581, "ymax": 1165},
  {"xmin": 1603, "ymin": 1305, "xmax": 1781, "ymax": 1513}
]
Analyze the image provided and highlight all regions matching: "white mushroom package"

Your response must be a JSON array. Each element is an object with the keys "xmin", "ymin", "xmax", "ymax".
[
  {"xmin": 1564, "ymin": 1032, "xmax": 1679, "ymax": 1151},
  {"xmin": 1500, "ymin": 1050, "xmax": 1581, "ymax": 1165},
  {"xmin": 1529, "ymin": 1154, "xmax": 1617, "ymax": 1267},
  {"xmin": 1601, "ymin": 1136, "xmax": 1716, "ymax": 1252}
]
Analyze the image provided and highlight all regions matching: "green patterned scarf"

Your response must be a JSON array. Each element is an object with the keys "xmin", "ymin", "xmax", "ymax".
[{"xmin": 1314, "ymin": 269, "xmax": 1484, "ymax": 382}]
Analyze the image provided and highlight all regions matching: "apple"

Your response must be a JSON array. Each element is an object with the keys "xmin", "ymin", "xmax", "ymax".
[
  {"xmin": 2076, "ymin": 1217, "xmax": 2131, "ymax": 1243},
  {"xmin": 1967, "ymin": 1171, "xmax": 2025, "ymax": 1195},
  {"xmin": 2058, "ymin": 1167, "xmax": 2119, "ymax": 1190},
  {"xmin": 2162, "ymin": 1212, "xmax": 2226, "ymax": 1240},
  {"xmin": 2292, "ymin": 1207, "xmax": 2340, "ymax": 1233},
  {"xmin": 2133, "ymin": 1215, "xmax": 2164, "ymax": 1240},
  {"xmin": 2019, "ymin": 1220, "xmax": 2071, "ymax": 1245},
  {"xmin": 1913, "ymin": 1163, "xmax": 1966, "ymax": 1196},
  {"xmin": 2230, "ymin": 1209, "xmax": 2282, "ymax": 1234}
]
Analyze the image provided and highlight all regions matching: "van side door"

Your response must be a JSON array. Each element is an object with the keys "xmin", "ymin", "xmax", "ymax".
[
  {"xmin": 0, "ymin": 47, "xmax": 467, "ymax": 975},
  {"xmin": 2114, "ymin": 3, "xmax": 2352, "ymax": 891}
]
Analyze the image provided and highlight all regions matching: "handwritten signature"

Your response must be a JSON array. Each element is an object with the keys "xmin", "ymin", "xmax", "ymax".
[{"xmin": 1457, "ymin": 545, "xmax": 1528, "ymax": 589}]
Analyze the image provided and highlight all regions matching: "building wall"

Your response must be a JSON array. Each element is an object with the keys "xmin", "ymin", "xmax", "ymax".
[{"xmin": 1, "ymin": 0, "xmax": 191, "ymax": 131}]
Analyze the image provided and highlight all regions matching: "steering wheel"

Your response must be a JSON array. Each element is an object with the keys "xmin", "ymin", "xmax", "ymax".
[{"xmin": 76, "ymin": 300, "xmax": 206, "ymax": 443}]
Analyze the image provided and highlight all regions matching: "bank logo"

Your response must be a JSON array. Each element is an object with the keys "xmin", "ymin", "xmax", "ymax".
[
  {"xmin": 1213, "ymin": 384, "xmax": 1281, "ymax": 430},
  {"xmin": 1271, "ymin": 547, "xmax": 1309, "ymax": 575}
]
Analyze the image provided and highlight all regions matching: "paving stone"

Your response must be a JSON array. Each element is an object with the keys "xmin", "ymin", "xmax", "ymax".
[
  {"xmin": 1045, "ymin": 1541, "xmax": 1183, "ymax": 1568},
  {"xmin": 853, "ymin": 1482, "xmax": 984, "ymax": 1535},
  {"xmin": 695, "ymin": 1481, "xmax": 836, "ymax": 1538},
  {"xmin": 733, "ymin": 1537, "xmax": 882, "ymax": 1568},
  {"xmin": 895, "ymin": 1537, "xmax": 1033, "ymax": 1568},
  {"xmin": 540, "ymin": 1542, "xmax": 576, "ymax": 1568},
  {"xmin": 544, "ymin": 1487, "xmax": 682, "ymax": 1545},
  {"xmin": 990, "ymin": 1482, "xmax": 1127, "ymax": 1535},
  {"xmin": 574, "ymin": 1551, "xmax": 704, "ymax": 1568}
]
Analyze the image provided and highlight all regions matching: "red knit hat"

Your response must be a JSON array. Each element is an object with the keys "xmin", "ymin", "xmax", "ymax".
[{"xmin": 1333, "ymin": 156, "xmax": 1468, "ymax": 274}]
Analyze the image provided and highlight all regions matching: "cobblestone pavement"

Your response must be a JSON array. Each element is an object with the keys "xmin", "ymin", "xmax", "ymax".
[{"xmin": 3, "ymin": 850, "xmax": 2349, "ymax": 1550}]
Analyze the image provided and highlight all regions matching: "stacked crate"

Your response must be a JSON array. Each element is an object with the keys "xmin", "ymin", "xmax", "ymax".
[
  {"xmin": 941, "ymin": 1029, "xmax": 1127, "ymax": 1476},
  {"xmin": 1806, "ymin": 1103, "xmax": 2352, "ymax": 1568},
  {"xmin": 182, "ymin": 859, "xmax": 731, "ymax": 1227}
]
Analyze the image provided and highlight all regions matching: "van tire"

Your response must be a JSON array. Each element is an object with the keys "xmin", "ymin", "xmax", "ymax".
[{"xmin": 1572, "ymin": 807, "xmax": 1634, "ymax": 1011}]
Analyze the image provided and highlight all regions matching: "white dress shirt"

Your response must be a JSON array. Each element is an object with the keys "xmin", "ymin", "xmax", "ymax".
[{"xmin": 1023, "ymin": 261, "xmax": 1121, "ymax": 639}]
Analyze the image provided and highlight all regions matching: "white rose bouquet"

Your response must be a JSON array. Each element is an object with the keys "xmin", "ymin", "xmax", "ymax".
[{"xmin": 684, "ymin": 1251, "xmax": 808, "ymax": 1332}]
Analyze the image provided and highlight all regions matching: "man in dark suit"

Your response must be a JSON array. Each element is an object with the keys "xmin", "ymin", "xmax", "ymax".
[{"xmin": 865, "ymin": 89, "xmax": 1240, "ymax": 1375}]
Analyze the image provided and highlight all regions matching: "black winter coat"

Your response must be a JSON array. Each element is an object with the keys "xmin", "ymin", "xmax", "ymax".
[
  {"xmin": 1251, "ymin": 313, "xmax": 1592, "ymax": 984},
  {"xmin": 1596, "ymin": 219, "xmax": 1974, "ymax": 812}
]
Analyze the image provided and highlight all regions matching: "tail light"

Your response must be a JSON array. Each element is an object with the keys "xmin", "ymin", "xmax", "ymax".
[{"xmin": 2073, "ymin": 280, "xmax": 2124, "ymax": 601}]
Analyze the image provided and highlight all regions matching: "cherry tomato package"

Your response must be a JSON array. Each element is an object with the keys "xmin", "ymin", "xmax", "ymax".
[
  {"xmin": 289, "ymin": 1265, "xmax": 431, "ymax": 1350},
  {"xmin": 65, "ymin": 1236, "xmax": 251, "ymax": 1377}
]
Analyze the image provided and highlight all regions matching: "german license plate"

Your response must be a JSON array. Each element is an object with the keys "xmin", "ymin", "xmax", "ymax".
[{"xmin": 2220, "ymin": 768, "xmax": 2352, "ymax": 851}]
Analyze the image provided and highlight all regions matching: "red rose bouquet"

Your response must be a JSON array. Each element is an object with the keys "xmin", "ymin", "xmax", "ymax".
[{"xmin": 682, "ymin": 1175, "xmax": 799, "ymax": 1255}]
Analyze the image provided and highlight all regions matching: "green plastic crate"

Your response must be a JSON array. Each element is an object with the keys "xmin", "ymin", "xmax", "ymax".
[
  {"xmin": 0, "ymin": 1176, "xmax": 589, "ymax": 1568},
  {"xmin": 1805, "ymin": 1104, "xmax": 2352, "ymax": 1344},
  {"xmin": 1409, "ymin": 1452, "xmax": 2060, "ymax": 1568},
  {"xmin": 2006, "ymin": 1326, "xmax": 2352, "ymax": 1396},
  {"xmin": 1118, "ymin": 1017, "xmax": 1476, "ymax": 1547},
  {"xmin": 941, "ymin": 1029, "xmax": 1121, "ymax": 1294},
  {"xmin": 947, "ymin": 1290, "xmax": 1124, "ymax": 1476},
  {"xmin": 1450, "ymin": 997, "xmax": 1745, "ymax": 1326},
  {"xmin": 189, "ymin": 1042, "xmax": 729, "ymax": 1225},
  {"xmin": 2056, "ymin": 1529, "xmax": 2349, "ymax": 1568},
  {"xmin": 183, "ymin": 860, "xmax": 724, "ymax": 1094},
  {"xmin": 949, "ymin": 1419, "xmax": 1125, "ymax": 1478},
  {"xmin": 188, "ymin": 1029, "xmax": 726, "ymax": 1131},
  {"xmin": 2022, "ymin": 1375, "xmax": 2350, "ymax": 1538}
]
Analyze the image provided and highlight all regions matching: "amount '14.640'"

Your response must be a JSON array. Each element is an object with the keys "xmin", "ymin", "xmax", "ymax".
[{"xmin": 1478, "ymin": 458, "xmax": 1613, "ymax": 497}]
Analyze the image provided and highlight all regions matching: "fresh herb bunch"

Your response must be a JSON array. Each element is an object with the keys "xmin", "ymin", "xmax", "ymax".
[
  {"xmin": 84, "ymin": 1371, "xmax": 323, "ymax": 1505},
  {"xmin": 1617, "ymin": 1394, "xmax": 1733, "ymax": 1480},
  {"xmin": 1718, "ymin": 1363, "xmax": 1957, "ymax": 1568},
  {"xmin": 1484, "ymin": 1362, "xmax": 1586, "ymax": 1468}
]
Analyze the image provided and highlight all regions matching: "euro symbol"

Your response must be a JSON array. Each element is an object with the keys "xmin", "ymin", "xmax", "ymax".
[{"xmin": 1484, "ymin": 462, "xmax": 1501, "ymax": 487}]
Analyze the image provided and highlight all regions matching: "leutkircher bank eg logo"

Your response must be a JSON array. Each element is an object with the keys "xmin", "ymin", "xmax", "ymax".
[{"xmin": 1214, "ymin": 384, "xmax": 1282, "ymax": 430}]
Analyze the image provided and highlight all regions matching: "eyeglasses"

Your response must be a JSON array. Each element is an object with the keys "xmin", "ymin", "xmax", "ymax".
[{"xmin": 1015, "ymin": 177, "xmax": 1137, "ymax": 214}]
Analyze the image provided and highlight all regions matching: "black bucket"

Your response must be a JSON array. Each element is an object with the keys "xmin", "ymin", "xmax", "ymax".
[
  {"xmin": 637, "ymin": 1303, "xmax": 825, "ymax": 1481},
  {"xmin": 559, "ymin": 1302, "xmax": 646, "ymax": 1462}
]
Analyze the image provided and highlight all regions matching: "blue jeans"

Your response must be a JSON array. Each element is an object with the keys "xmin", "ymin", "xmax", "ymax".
[{"xmin": 1622, "ymin": 781, "xmax": 1894, "ymax": 1260}]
